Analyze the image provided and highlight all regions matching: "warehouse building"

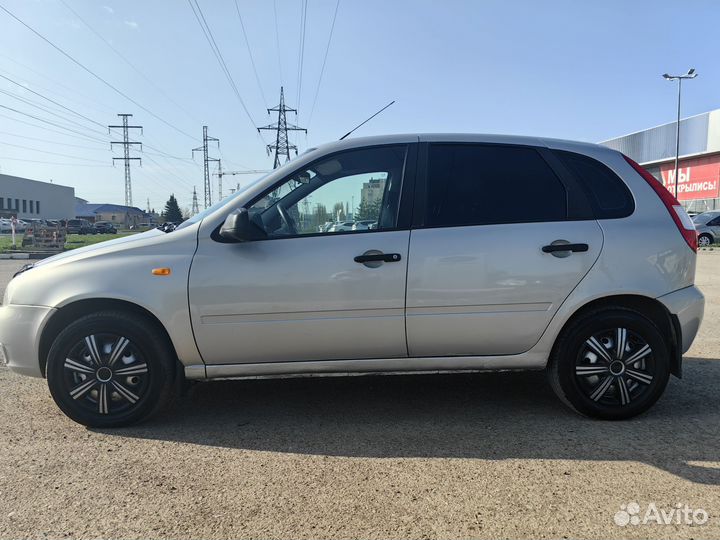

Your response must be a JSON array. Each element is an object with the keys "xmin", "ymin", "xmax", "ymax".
[
  {"xmin": 602, "ymin": 109, "xmax": 720, "ymax": 213},
  {"xmin": 0, "ymin": 173, "xmax": 75, "ymax": 220},
  {"xmin": 75, "ymin": 199, "xmax": 152, "ymax": 228}
]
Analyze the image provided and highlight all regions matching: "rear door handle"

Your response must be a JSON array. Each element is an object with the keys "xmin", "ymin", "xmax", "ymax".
[
  {"xmin": 541, "ymin": 242, "xmax": 589, "ymax": 253},
  {"xmin": 354, "ymin": 252, "xmax": 402, "ymax": 263}
]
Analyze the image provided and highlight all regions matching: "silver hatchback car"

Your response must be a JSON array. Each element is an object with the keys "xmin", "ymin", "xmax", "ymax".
[
  {"xmin": 693, "ymin": 211, "xmax": 720, "ymax": 247},
  {"xmin": 0, "ymin": 134, "xmax": 704, "ymax": 427}
]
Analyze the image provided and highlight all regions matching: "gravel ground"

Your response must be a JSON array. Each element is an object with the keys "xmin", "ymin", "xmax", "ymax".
[{"xmin": 0, "ymin": 255, "xmax": 719, "ymax": 539}]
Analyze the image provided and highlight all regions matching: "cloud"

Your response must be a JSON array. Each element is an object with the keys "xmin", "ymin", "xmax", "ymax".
[
  {"xmin": 102, "ymin": 5, "xmax": 114, "ymax": 14},
  {"xmin": 124, "ymin": 20, "xmax": 139, "ymax": 29}
]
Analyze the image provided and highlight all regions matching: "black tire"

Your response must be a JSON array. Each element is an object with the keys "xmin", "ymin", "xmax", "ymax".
[
  {"xmin": 548, "ymin": 308, "xmax": 670, "ymax": 420},
  {"xmin": 46, "ymin": 311, "xmax": 176, "ymax": 427},
  {"xmin": 698, "ymin": 234, "xmax": 713, "ymax": 247}
]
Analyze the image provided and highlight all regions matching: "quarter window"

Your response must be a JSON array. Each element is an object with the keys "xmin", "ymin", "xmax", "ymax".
[
  {"xmin": 553, "ymin": 150, "xmax": 634, "ymax": 218},
  {"xmin": 248, "ymin": 145, "xmax": 407, "ymax": 237},
  {"xmin": 425, "ymin": 144, "xmax": 567, "ymax": 227}
]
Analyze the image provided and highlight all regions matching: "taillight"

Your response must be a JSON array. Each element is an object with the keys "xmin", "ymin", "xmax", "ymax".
[{"xmin": 623, "ymin": 155, "xmax": 697, "ymax": 252}]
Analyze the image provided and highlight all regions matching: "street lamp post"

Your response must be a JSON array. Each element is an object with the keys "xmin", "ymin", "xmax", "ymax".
[{"xmin": 662, "ymin": 68, "xmax": 698, "ymax": 199}]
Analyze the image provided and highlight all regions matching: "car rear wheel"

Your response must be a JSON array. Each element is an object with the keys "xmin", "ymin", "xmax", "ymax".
[
  {"xmin": 548, "ymin": 308, "xmax": 670, "ymax": 420},
  {"xmin": 698, "ymin": 234, "xmax": 712, "ymax": 247},
  {"xmin": 46, "ymin": 311, "xmax": 176, "ymax": 427}
]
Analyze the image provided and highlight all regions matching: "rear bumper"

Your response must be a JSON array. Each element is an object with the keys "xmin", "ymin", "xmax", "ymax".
[
  {"xmin": 658, "ymin": 285, "xmax": 705, "ymax": 354},
  {"xmin": 0, "ymin": 304, "xmax": 55, "ymax": 378}
]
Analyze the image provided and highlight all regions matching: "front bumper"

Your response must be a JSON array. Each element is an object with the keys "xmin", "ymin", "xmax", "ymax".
[
  {"xmin": 658, "ymin": 285, "xmax": 705, "ymax": 354},
  {"xmin": 0, "ymin": 304, "xmax": 55, "ymax": 378}
]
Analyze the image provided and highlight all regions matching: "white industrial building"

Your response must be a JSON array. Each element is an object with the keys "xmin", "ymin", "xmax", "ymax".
[{"xmin": 0, "ymin": 173, "xmax": 75, "ymax": 220}]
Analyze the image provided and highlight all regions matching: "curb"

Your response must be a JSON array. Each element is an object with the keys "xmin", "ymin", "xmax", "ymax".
[{"xmin": 0, "ymin": 252, "xmax": 59, "ymax": 260}]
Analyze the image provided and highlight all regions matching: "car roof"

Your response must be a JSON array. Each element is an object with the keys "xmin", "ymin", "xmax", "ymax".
[{"xmin": 305, "ymin": 133, "xmax": 611, "ymax": 158}]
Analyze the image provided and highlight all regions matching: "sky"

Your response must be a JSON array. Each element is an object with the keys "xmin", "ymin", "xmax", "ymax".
[{"xmin": 0, "ymin": 0, "xmax": 718, "ymax": 213}]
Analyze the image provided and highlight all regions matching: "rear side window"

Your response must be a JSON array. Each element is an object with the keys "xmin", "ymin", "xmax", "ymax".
[
  {"xmin": 425, "ymin": 144, "xmax": 567, "ymax": 227},
  {"xmin": 553, "ymin": 150, "xmax": 634, "ymax": 219}
]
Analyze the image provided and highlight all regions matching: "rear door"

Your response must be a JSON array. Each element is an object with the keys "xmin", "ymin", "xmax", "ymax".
[{"xmin": 406, "ymin": 141, "xmax": 603, "ymax": 357}]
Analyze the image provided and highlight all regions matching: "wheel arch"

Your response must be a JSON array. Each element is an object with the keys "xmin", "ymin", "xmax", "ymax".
[
  {"xmin": 551, "ymin": 294, "xmax": 682, "ymax": 378},
  {"xmin": 38, "ymin": 298, "xmax": 179, "ymax": 377}
]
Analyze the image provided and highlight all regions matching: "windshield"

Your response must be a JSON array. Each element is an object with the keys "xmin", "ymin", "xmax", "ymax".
[
  {"xmin": 174, "ymin": 173, "xmax": 270, "ymax": 231},
  {"xmin": 692, "ymin": 212, "xmax": 720, "ymax": 225}
]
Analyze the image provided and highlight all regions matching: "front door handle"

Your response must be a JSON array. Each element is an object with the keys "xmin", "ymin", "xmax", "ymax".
[
  {"xmin": 541, "ymin": 242, "xmax": 589, "ymax": 253},
  {"xmin": 354, "ymin": 252, "xmax": 402, "ymax": 263}
]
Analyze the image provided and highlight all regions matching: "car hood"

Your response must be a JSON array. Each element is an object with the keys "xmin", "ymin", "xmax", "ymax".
[{"xmin": 31, "ymin": 228, "xmax": 166, "ymax": 268}]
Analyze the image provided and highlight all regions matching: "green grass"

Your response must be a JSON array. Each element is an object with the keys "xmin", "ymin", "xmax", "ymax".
[{"xmin": 0, "ymin": 231, "xmax": 140, "ymax": 252}]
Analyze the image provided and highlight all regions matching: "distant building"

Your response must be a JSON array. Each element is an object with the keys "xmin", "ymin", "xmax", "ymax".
[
  {"xmin": 360, "ymin": 176, "xmax": 387, "ymax": 206},
  {"xmin": 602, "ymin": 109, "xmax": 720, "ymax": 212},
  {"xmin": 75, "ymin": 199, "xmax": 152, "ymax": 228},
  {"xmin": 0, "ymin": 173, "xmax": 75, "ymax": 219}
]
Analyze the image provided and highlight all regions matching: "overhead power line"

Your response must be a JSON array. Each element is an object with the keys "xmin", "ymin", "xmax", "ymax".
[
  {"xmin": 0, "ymin": 87, "xmax": 108, "ymax": 136},
  {"xmin": 0, "ymin": 104, "xmax": 110, "ymax": 144},
  {"xmin": 0, "ymin": 130, "xmax": 107, "ymax": 150},
  {"xmin": 0, "ymin": 140, "xmax": 109, "ymax": 163},
  {"xmin": 0, "ymin": 112, "xmax": 109, "ymax": 145},
  {"xmin": 187, "ymin": 0, "xmax": 257, "ymax": 132},
  {"xmin": 57, "ymin": 0, "xmax": 202, "ymax": 126},
  {"xmin": 0, "ymin": 156, "xmax": 111, "ymax": 167},
  {"xmin": 0, "ymin": 73, "xmax": 109, "ymax": 130},
  {"xmin": 273, "ymin": 0, "xmax": 283, "ymax": 85},
  {"xmin": 308, "ymin": 0, "xmax": 341, "ymax": 128},
  {"xmin": 233, "ymin": 0, "xmax": 268, "ymax": 108},
  {"xmin": 295, "ymin": 0, "xmax": 308, "ymax": 115},
  {"xmin": 0, "ymin": 2, "xmax": 198, "ymax": 142}
]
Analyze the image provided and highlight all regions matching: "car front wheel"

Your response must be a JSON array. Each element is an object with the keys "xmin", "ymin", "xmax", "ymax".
[
  {"xmin": 548, "ymin": 308, "xmax": 670, "ymax": 420},
  {"xmin": 46, "ymin": 311, "xmax": 176, "ymax": 427}
]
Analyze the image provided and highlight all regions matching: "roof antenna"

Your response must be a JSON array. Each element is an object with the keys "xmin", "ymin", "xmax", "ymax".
[{"xmin": 339, "ymin": 100, "xmax": 395, "ymax": 140}]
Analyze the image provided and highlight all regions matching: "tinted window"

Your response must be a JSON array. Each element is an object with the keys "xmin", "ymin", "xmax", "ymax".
[
  {"xmin": 426, "ymin": 144, "xmax": 567, "ymax": 227},
  {"xmin": 554, "ymin": 150, "xmax": 634, "ymax": 219}
]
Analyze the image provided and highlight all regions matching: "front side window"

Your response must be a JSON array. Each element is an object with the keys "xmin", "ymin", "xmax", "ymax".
[
  {"xmin": 425, "ymin": 144, "xmax": 567, "ymax": 227},
  {"xmin": 248, "ymin": 145, "xmax": 407, "ymax": 237}
]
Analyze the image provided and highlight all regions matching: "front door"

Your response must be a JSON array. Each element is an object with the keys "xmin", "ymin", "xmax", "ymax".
[{"xmin": 188, "ymin": 144, "xmax": 415, "ymax": 365}]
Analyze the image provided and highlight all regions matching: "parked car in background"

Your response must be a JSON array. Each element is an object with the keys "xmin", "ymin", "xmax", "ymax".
[
  {"xmin": 693, "ymin": 211, "xmax": 720, "ymax": 247},
  {"xmin": 93, "ymin": 221, "xmax": 117, "ymax": 234},
  {"xmin": 328, "ymin": 220, "xmax": 356, "ymax": 232},
  {"xmin": 352, "ymin": 220, "xmax": 377, "ymax": 231},
  {"xmin": 0, "ymin": 134, "xmax": 705, "ymax": 427},
  {"xmin": 66, "ymin": 219, "xmax": 95, "ymax": 235}
]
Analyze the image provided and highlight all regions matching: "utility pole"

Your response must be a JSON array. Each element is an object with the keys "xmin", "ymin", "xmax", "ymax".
[
  {"xmin": 109, "ymin": 113, "xmax": 142, "ymax": 207},
  {"xmin": 192, "ymin": 126, "xmax": 219, "ymax": 208},
  {"xmin": 662, "ymin": 68, "xmax": 698, "ymax": 199},
  {"xmin": 191, "ymin": 186, "xmax": 200, "ymax": 215},
  {"xmin": 146, "ymin": 198, "xmax": 151, "ymax": 213},
  {"xmin": 258, "ymin": 86, "xmax": 306, "ymax": 168},
  {"xmin": 217, "ymin": 161, "xmax": 223, "ymax": 201}
]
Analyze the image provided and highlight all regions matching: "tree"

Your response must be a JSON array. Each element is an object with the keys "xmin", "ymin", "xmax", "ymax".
[
  {"xmin": 162, "ymin": 194, "xmax": 183, "ymax": 223},
  {"xmin": 355, "ymin": 199, "xmax": 382, "ymax": 221},
  {"xmin": 332, "ymin": 202, "xmax": 345, "ymax": 221}
]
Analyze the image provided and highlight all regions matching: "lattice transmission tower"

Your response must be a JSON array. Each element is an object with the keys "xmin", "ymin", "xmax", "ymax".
[
  {"xmin": 192, "ymin": 126, "xmax": 219, "ymax": 208},
  {"xmin": 109, "ymin": 113, "xmax": 142, "ymax": 207},
  {"xmin": 258, "ymin": 86, "xmax": 307, "ymax": 169},
  {"xmin": 191, "ymin": 187, "xmax": 200, "ymax": 215}
]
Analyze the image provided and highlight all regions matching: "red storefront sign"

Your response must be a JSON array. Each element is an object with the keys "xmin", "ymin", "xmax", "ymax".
[{"xmin": 660, "ymin": 154, "xmax": 720, "ymax": 200}]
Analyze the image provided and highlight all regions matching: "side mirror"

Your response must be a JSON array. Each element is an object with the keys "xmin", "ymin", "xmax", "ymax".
[{"xmin": 219, "ymin": 208, "xmax": 267, "ymax": 242}]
